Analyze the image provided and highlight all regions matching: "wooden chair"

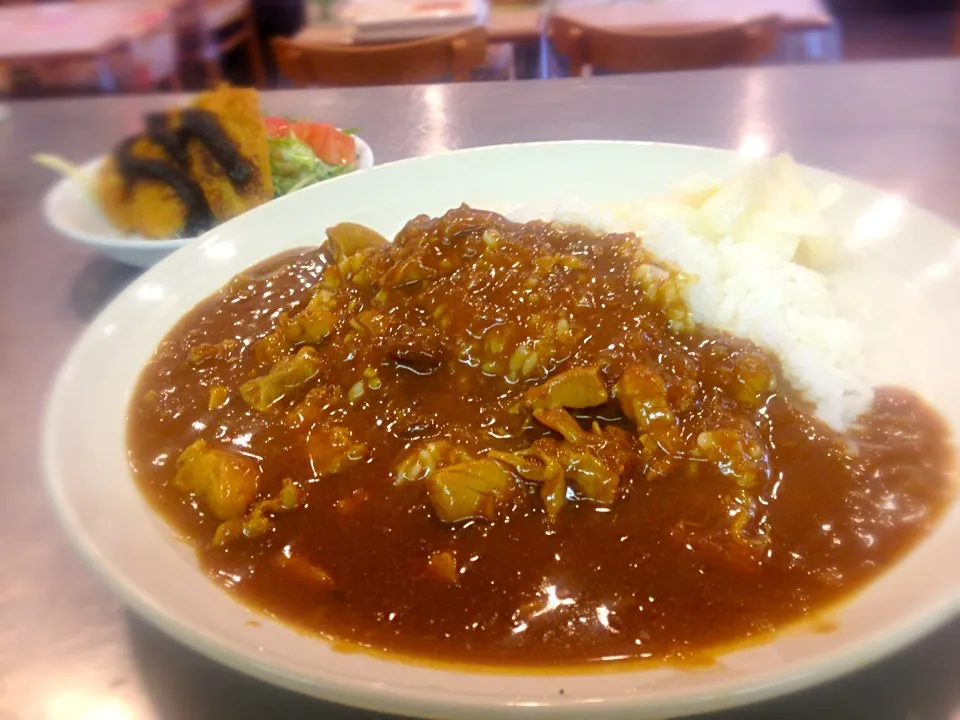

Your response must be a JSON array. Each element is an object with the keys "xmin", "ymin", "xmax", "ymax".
[
  {"xmin": 548, "ymin": 14, "xmax": 782, "ymax": 76},
  {"xmin": 271, "ymin": 27, "xmax": 487, "ymax": 87},
  {"xmin": 200, "ymin": 0, "xmax": 266, "ymax": 87},
  {"xmin": 953, "ymin": 0, "xmax": 960, "ymax": 53},
  {"xmin": 165, "ymin": 0, "xmax": 266, "ymax": 88}
]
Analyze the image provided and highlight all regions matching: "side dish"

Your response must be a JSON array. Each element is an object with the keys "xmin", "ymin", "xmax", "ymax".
[{"xmin": 37, "ymin": 85, "xmax": 361, "ymax": 240}]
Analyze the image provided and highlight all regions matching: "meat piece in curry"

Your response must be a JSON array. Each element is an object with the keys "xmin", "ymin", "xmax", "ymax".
[{"xmin": 128, "ymin": 206, "xmax": 954, "ymax": 667}]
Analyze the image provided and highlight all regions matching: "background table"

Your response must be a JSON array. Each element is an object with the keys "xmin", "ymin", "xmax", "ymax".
[
  {"xmin": 0, "ymin": 1, "xmax": 174, "ymax": 91},
  {"xmin": 2, "ymin": 60, "xmax": 960, "ymax": 720},
  {"xmin": 296, "ymin": 0, "xmax": 840, "ymax": 81},
  {"xmin": 301, "ymin": 0, "xmax": 835, "ymax": 42}
]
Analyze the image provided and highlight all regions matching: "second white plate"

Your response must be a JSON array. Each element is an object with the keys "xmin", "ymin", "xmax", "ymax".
[{"xmin": 42, "ymin": 134, "xmax": 375, "ymax": 268}]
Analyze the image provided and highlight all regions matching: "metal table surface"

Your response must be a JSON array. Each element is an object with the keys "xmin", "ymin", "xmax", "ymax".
[{"xmin": 2, "ymin": 60, "xmax": 959, "ymax": 720}]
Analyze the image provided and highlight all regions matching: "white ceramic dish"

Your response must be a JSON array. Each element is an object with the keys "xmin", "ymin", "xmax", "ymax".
[
  {"xmin": 44, "ymin": 141, "xmax": 960, "ymax": 719},
  {"xmin": 41, "ymin": 134, "xmax": 375, "ymax": 268}
]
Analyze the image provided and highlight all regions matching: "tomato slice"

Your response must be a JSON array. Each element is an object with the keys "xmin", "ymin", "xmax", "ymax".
[
  {"xmin": 289, "ymin": 121, "xmax": 357, "ymax": 167},
  {"xmin": 320, "ymin": 128, "xmax": 358, "ymax": 167},
  {"xmin": 264, "ymin": 116, "xmax": 292, "ymax": 138}
]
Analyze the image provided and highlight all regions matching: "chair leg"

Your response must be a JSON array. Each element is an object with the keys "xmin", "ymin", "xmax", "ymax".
[
  {"xmin": 243, "ymin": 14, "xmax": 267, "ymax": 87},
  {"xmin": 954, "ymin": 4, "xmax": 960, "ymax": 53},
  {"xmin": 168, "ymin": 69, "xmax": 184, "ymax": 92},
  {"xmin": 203, "ymin": 54, "xmax": 223, "ymax": 88}
]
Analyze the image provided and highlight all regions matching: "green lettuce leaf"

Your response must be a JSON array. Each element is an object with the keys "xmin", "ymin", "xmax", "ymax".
[{"xmin": 268, "ymin": 134, "xmax": 354, "ymax": 197}]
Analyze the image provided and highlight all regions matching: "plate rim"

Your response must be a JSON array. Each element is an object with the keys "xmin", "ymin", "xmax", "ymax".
[{"xmin": 42, "ymin": 139, "xmax": 960, "ymax": 720}]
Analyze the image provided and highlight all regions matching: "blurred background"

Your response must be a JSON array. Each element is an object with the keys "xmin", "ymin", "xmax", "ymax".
[{"xmin": 0, "ymin": 0, "xmax": 957, "ymax": 98}]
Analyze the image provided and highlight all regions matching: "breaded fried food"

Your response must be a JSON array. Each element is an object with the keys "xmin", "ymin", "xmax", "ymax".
[
  {"xmin": 96, "ymin": 85, "xmax": 273, "ymax": 239},
  {"xmin": 97, "ymin": 136, "xmax": 188, "ymax": 239}
]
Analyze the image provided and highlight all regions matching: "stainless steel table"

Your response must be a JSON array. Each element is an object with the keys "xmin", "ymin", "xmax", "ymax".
[{"xmin": 2, "ymin": 60, "xmax": 959, "ymax": 720}]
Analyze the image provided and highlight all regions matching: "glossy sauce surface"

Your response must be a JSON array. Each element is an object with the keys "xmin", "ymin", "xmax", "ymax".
[{"xmin": 128, "ymin": 208, "xmax": 954, "ymax": 666}]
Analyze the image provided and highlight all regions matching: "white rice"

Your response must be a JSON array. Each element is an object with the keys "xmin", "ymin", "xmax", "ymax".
[
  {"xmin": 631, "ymin": 217, "xmax": 873, "ymax": 430},
  {"xmin": 507, "ymin": 154, "xmax": 873, "ymax": 431}
]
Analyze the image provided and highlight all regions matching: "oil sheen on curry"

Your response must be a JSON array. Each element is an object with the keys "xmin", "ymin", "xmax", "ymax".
[{"xmin": 128, "ymin": 207, "xmax": 953, "ymax": 667}]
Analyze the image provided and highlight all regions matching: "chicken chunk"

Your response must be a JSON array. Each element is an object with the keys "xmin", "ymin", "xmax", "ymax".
[
  {"xmin": 427, "ymin": 550, "xmax": 459, "ymax": 583},
  {"xmin": 490, "ymin": 447, "xmax": 567, "ymax": 520},
  {"xmin": 174, "ymin": 439, "xmax": 260, "ymax": 520},
  {"xmin": 284, "ymin": 385, "xmax": 342, "ymax": 430},
  {"xmin": 254, "ymin": 288, "xmax": 337, "ymax": 364},
  {"xmin": 384, "ymin": 327, "xmax": 446, "ymax": 373},
  {"xmin": 614, "ymin": 364, "xmax": 675, "ymax": 433},
  {"xmin": 533, "ymin": 408, "xmax": 585, "ymax": 443},
  {"xmin": 426, "ymin": 459, "xmax": 517, "ymax": 523},
  {"xmin": 208, "ymin": 385, "xmax": 230, "ymax": 410},
  {"xmin": 395, "ymin": 441, "xmax": 472, "ymax": 484},
  {"xmin": 241, "ymin": 347, "xmax": 322, "ymax": 411},
  {"xmin": 380, "ymin": 254, "xmax": 437, "ymax": 289},
  {"xmin": 729, "ymin": 351, "xmax": 777, "ymax": 406},
  {"xmin": 188, "ymin": 338, "xmax": 237, "ymax": 366},
  {"xmin": 212, "ymin": 477, "xmax": 301, "ymax": 546},
  {"xmin": 325, "ymin": 222, "xmax": 389, "ymax": 264},
  {"xmin": 559, "ymin": 449, "xmax": 619, "ymax": 504},
  {"xmin": 275, "ymin": 552, "xmax": 335, "ymax": 589},
  {"xmin": 282, "ymin": 302, "xmax": 336, "ymax": 346},
  {"xmin": 524, "ymin": 366, "xmax": 609, "ymax": 411},
  {"xmin": 307, "ymin": 425, "xmax": 368, "ymax": 477},
  {"xmin": 696, "ymin": 428, "xmax": 768, "ymax": 488},
  {"xmin": 349, "ymin": 310, "xmax": 389, "ymax": 336},
  {"xmin": 539, "ymin": 472, "xmax": 569, "ymax": 520},
  {"xmin": 639, "ymin": 426, "xmax": 684, "ymax": 480}
]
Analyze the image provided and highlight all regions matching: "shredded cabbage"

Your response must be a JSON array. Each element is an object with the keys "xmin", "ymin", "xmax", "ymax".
[
  {"xmin": 268, "ymin": 135, "xmax": 354, "ymax": 197},
  {"xmin": 32, "ymin": 153, "xmax": 95, "ymax": 200}
]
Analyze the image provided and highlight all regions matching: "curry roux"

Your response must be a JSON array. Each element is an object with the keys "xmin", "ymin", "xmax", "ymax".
[{"xmin": 128, "ymin": 208, "xmax": 954, "ymax": 666}]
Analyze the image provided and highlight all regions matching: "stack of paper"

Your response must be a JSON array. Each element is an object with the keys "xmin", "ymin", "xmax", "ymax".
[{"xmin": 341, "ymin": 0, "xmax": 488, "ymax": 42}]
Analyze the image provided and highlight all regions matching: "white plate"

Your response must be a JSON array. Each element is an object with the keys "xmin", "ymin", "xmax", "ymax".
[
  {"xmin": 41, "ymin": 135, "xmax": 375, "ymax": 268},
  {"xmin": 43, "ymin": 141, "xmax": 960, "ymax": 719}
]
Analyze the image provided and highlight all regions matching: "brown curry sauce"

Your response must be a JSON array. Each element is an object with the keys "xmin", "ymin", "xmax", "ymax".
[{"xmin": 128, "ymin": 207, "xmax": 954, "ymax": 667}]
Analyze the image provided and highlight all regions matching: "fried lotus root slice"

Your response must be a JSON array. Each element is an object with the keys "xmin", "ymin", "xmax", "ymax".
[
  {"xmin": 325, "ymin": 222, "xmax": 389, "ymax": 263},
  {"xmin": 174, "ymin": 439, "xmax": 260, "ymax": 520},
  {"xmin": 524, "ymin": 366, "xmax": 609, "ymax": 412},
  {"xmin": 426, "ymin": 459, "xmax": 517, "ymax": 523},
  {"xmin": 241, "ymin": 347, "xmax": 322, "ymax": 411}
]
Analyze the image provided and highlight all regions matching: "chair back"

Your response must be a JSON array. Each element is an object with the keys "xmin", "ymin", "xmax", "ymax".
[
  {"xmin": 272, "ymin": 27, "xmax": 487, "ymax": 87},
  {"xmin": 548, "ymin": 14, "xmax": 781, "ymax": 76}
]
